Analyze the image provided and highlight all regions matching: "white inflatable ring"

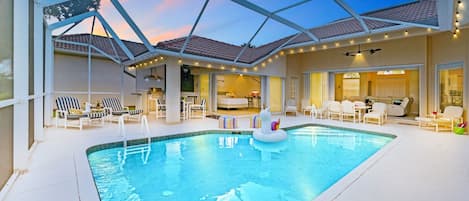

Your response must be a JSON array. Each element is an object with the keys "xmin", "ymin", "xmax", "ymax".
[{"xmin": 252, "ymin": 129, "xmax": 288, "ymax": 143}]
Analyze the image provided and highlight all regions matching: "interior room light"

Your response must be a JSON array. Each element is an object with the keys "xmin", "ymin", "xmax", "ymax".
[
  {"xmin": 154, "ymin": 58, "xmax": 158, "ymax": 62},
  {"xmin": 367, "ymin": 37, "xmax": 371, "ymax": 42},
  {"xmin": 231, "ymin": 67, "xmax": 236, "ymax": 72},
  {"xmin": 453, "ymin": 32, "xmax": 458, "ymax": 38},
  {"xmin": 275, "ymin": 54, "xmax": 279, "ymax": 59},
  {"xmin": 268, "ymin": 58, "xmax": 273, "ymax": 63},
  {"xmin": 159, "ymin": 56, "xmax": 164, "ymax": 60},
  {"xmin": 384, "ymin": 33, "xmax": 389, "ymax": 39},
  {"xmin": 456, "ymin": 28, "xmax": 460, "ymax": 33},
  {"xmin": 322, "ymin": 45, "xmax": 327, "ymax": 49},
  {"xmin": 194, "ymin": 62, "xmax": 199, "ymax": 66},
  {"xmin": 299, "ymin": 48, "xmax": 304, "ymax": 53},
  {"xmin": 311, "ymin": 46, "xmax": 316, "ymax": 51},
  {"xmin": 356, "ymin": 51, "xmax": 362, "ymax": 56},
  {"xmin": 455, "ymin": 20, "xmax": 460, "ymax": 26},
  {"xmin": 243, "ymin": 68, "xmax": 248, "ymax": 73},
  {"xmin": 253, "ymin": 66, "xmax": 258, "ymax": 71},
  {"xmin": 178, "ymin": 58, "xmax": 182, "ymax": 64},
  {"xmin": 456, "ymin": 11, "xmax": 460, "ymax": 18},
  {"xmin": 220, "ymin": 66, "xmax": 225, "ymax": 70},
  {"xmin": 350, "ymin": 40, "xmax": 354, "ymax": 44},
  {"xmin": 261, "ymin": 62, "xmax": 266, "ymax": 67},
  {"xmin": 427, "ymin": 28, "xmax": 432, "ymax": 32},
  {"xmin": 335, "ymin": 42, "xmax": 340, "ymax": 47},
  {"xmin": 207, "ymin": 64, "xmax": 212, "ymax": 68},
  {"xmin": 280, "ymin": 51, "xmax": 285, "ymax": 56},
  {"xmin": 239, "ymin": 74, "xmax": 243, "ymax": 77},
  {"xmin": 404, "ymin": 30, "xmax": 409, "ymax": 36}
]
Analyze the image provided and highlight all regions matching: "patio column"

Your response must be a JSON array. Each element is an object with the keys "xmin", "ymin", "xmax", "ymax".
[{"xmin": 165, "ymin": 58, "xmax": 181, "ymax": 123}]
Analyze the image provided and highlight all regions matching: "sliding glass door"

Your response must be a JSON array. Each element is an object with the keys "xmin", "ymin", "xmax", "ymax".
[{"xmin": 437, "ymin": 63, "xmax": 464, "ymax": 112}]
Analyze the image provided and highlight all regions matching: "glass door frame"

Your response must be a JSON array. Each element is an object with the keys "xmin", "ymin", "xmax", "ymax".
[{"xmin": 435, "ymin": 61, "xmax": 465, "ymax": 113}]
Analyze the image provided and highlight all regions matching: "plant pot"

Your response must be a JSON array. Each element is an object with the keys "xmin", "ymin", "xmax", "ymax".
[{"xmin": 453, "ymin": 127, "xmax": 466, "ymax": 135}]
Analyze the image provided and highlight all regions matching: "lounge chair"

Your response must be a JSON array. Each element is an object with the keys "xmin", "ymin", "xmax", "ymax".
[
  {"xmin": 55, "ymin": 96, "xmax": 105, "ymax": 130},
  {"xmin": 102, "ymin": 97, "xmax": 143, "ymax": 122},
  {"xmin": 416, "ymin": 106, "xmax": 463, "ymax": 132},
  {"xmin": 363, "ymin": 102, "xmax": 387, "ymax": 125}
]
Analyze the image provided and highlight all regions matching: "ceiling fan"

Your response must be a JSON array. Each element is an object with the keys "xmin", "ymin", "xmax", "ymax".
[
  {"xmin": 344, "ymin": 45, "xmax": 382, "ymax": 56},
  {"xmin": 144, "ymin": 68, "xmax": 162, "ymax": 82}
]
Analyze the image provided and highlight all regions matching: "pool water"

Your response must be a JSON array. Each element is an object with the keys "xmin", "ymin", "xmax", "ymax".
[{"xmin": 87, "ymin": 125, "xmax": 394, "ymax": 201}]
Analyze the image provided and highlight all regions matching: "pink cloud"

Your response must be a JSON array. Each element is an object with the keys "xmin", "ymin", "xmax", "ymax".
[
  {"xmin": 155, "ymin": 0, "xmax": 185, "ymax": 13},
  {"xmin": 150, "ymin": 25, "xmax": 192, "ymax": 43}
]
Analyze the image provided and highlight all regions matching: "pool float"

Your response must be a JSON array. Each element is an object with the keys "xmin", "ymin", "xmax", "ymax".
[{"xmin": 252, "ymin": 107, "xmax": 287, "ymax": 143}]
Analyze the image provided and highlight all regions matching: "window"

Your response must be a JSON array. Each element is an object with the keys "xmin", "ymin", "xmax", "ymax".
[
  {"xmin": 0, "ymin": 106, "xmax": 13, "ymax": 189},
  {"xmin": 29, "ymin": 0, "xmax": 35, "ymax": 95},
  {"xmin": 0, "ymin": 0, "xmax": 14, "ymax": 100},
  {"xmin": 342, "ymin": 73, "xmax": 360, "ymax": 99}
]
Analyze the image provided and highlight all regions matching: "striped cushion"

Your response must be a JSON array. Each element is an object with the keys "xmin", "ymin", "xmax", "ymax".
[
  {"xmin": 56, "ymin": 96, "xmax": 82, "ymax": 118},
  {"xmin": 218, "ymin": 116, "xmax": 238, "ymax": 129},
  {"xmin": 88, "ymin": 111, "xmax": 106, "ymax": 119},
  {"xmin": 250, "ymin": 115, "xmax": 262, "ymax": 128},
  {"xmin": 102, "ymin": 97, "xmax": 124, "ymax": 112},
  {"xmin": 129, "ymin": 109, "xmax": 143, "ymax": 115}
]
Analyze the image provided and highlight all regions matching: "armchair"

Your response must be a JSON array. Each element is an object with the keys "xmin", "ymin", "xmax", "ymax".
[{"xmin": 387, "ymin": 97, "xmax": 410, "ymax": 116}]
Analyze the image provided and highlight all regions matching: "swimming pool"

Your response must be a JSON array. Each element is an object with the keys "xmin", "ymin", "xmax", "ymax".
[{"xmin": 87, "ymin": 125, "xmax": 394, "ymax": 201}]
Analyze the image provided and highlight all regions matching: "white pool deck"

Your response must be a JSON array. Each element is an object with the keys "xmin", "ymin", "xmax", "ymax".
[{"xmin": 4, "ymin": 115, "xmax": 469, "ymax": 201}]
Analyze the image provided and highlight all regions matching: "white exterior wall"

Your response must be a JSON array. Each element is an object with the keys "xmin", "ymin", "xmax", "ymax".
[{"xmin": 53, "ymin": 53, "xmax": 137, "ymax": 109}]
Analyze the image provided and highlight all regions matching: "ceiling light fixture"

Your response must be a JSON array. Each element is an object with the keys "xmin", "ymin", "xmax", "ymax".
[
  {"xmin": 144, "ymin": 68, "xmax": 162, "ymax": 82},
  {"xmin": 344, "ymin": 45, "xmax": 382, "ymax": 56}
]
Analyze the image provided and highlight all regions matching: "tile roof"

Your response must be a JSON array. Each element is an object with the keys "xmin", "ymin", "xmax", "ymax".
[
  {"xmin": 54, "ymin": 34, "xmax": 148, "ymax": 61},
  {"xmin": 56, "ymin": 0, "xmax": 437, "ymax": 64}
]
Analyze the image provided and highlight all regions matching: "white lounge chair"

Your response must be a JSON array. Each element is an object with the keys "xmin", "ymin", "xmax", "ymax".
[
  {"xmin": 363, "ymin": 102, "xmax": 387, "ymax": 125},
  {"xmin": 102, "ymin": 97, "xmax": 143, "ymax": 122},
  {"xmin": 416, "ymin": 106, "xmax": 463, "ymax": 132},
  {"xmin": 55, "ymin": 96, "xmax": 105, "ymax": 130}
]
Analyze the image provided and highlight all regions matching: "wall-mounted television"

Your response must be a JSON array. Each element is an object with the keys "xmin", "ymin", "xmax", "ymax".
[{"xmin": 181, "ymin": 65, "xmax": 194, "ymax": 92}]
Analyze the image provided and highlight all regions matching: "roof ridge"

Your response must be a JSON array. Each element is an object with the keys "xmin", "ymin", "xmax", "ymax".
[
  {"xmin": 57, "ymin": 33, "xmax": 144, "ymax": 45},
  {"xmin": 158, "ymin": 35, "xmax": 243, "ymax": 48}
]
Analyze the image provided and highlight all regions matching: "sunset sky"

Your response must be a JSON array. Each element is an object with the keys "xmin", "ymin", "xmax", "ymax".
[{"xmin": 53, "ymin": 0, "xmax": 415, "ymax": 46}]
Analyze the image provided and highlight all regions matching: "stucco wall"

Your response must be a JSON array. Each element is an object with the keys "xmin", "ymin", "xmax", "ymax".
[{"xmin": 54, "ymin": 53, "xmax": 137, "ymax": 108}]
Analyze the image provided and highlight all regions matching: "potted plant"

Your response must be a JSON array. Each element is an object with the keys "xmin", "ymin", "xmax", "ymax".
[{"xmin": 454, "ymin": 122, "xmax": 466, "ymax": 135}]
